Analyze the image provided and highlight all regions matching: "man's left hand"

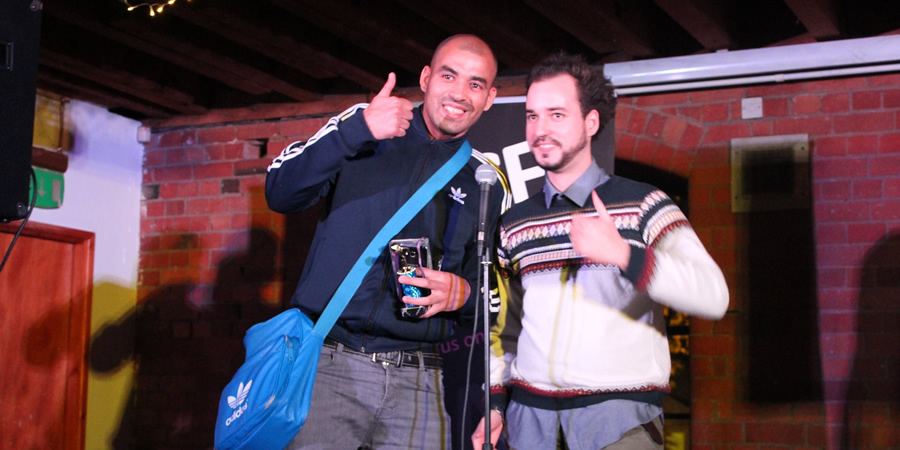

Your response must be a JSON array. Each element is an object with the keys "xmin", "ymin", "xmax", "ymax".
[{"xmin": 399, "ymin": 267, "xmax": 471, "ymax": 318}]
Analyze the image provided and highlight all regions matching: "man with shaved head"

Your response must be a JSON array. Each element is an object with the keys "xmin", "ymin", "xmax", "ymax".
[{"xmin": 266, "ymin": 34, "xmax": 508, "ymax": 449}]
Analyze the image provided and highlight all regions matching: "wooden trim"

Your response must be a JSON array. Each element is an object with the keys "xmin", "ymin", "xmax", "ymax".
[{"xmin": 0, "ymin": 221, "xmax": 94, "ymax": 450}]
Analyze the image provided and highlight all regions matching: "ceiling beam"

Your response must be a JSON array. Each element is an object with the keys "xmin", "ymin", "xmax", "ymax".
[
  {"xmin": 783, "ymin": 0, "xmax": 841, "ymax": 39},
  {"xmin": 39, "ymin": 49, "xmax": 206, "ymax": 115},
  {"xmin": 653, "ymin": 0, "xmax": 735, "ymax": 50},
  {"xmin": 171, "ymin": 3, "xmax": 386, "ymax": 92}
]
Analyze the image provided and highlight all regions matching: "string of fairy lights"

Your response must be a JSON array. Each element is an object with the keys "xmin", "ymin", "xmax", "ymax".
[{"xmin": 122, "ymin": 0, "xmax": 191, "ymax": 17}]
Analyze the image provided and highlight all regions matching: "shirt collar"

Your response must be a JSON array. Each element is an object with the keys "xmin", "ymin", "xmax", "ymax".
[{"xmin": 543, "ymin": 159, "xmax": 610, "ymax": 208}]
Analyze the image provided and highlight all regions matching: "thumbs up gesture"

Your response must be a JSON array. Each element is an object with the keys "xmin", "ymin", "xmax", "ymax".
[
  {"xmin": 570, "ymin": 191, "xmax": 631, "ymax": 270},
  {"xmin": 363, "ymin": 73, "xmax": 414, "ymax": 140}
]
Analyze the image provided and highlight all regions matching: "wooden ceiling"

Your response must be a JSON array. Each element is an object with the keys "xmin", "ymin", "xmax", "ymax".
[{"xmin": 37, "ymin": 0, "xmax": 900, "ymax": 122}]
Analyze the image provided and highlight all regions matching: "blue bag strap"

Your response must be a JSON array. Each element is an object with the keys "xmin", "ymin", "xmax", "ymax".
[{"xmin": 311, "ymin": 140, "xmax": 472, "ymax": 337}]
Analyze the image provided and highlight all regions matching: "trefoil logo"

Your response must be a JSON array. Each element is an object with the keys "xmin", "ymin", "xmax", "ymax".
[
  {"xmin": 224, "ymin": 380, "xmax": 252, "ymax": 427},
  {"xmin": 449, "ymin": 186, "xmax": 467, "ymax": 205}
]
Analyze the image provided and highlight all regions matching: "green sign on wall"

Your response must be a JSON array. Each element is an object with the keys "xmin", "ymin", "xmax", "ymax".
[{"xmin": 29, "ymin": 167, "xmax": 65, "ymax": 209}]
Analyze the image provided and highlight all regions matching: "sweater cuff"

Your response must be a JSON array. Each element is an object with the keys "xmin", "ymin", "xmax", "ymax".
[
  {"xmin": 622, "ymin": 244, "xmax": 655, "ymax": 291},
  {"xmin": 489, "ymin": 388, "xmax": 510, "ymax": 417}
]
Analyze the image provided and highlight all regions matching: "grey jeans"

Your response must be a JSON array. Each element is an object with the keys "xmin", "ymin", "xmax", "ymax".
[{"xmin": 286, "ymin": 344, "xmax": 451, "ymax": 450}]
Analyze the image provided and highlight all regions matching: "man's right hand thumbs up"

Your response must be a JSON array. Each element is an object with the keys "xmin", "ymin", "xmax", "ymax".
[{"xmin": 363, "ymin": 72, "xmax": 414, "ymax": 140}]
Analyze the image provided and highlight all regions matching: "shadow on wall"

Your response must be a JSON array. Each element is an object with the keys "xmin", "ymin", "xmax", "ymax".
[
  {"xmin": 90, "ymin": 229, "xmax": 284, "ymax": 448},
  {"xmin": 843, "ymin": 232, "xmax": 900, "ymax": 449}
]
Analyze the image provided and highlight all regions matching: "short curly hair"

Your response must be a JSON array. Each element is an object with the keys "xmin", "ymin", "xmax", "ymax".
[{"xmin": 526, "ymin": 52, "xmax": 617, "ymax": 140}]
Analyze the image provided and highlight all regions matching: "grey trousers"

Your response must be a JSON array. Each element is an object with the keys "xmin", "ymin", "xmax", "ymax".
[
  {"xmin": 286, "ymin": 344, "xmax": 451, "ymax": 450},
  {"xmin": 505, "ymin": 400, "xmax": 664, "ymax": 450}
]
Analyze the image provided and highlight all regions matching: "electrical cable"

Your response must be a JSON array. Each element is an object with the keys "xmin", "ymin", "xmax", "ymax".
[{"xmin": 0, "ymin": 168, "xmax": 38, "ymax": 274}]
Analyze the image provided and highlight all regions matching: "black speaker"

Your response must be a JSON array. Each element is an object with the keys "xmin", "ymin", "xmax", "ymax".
[{"xmin": 0, "ymin": 0, "xmax": 42, "ymax": 222}]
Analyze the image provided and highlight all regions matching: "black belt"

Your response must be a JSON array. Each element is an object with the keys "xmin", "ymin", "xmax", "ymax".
[{"xmin": 323, "ymin": 337, "xmax": 442, "ymax": 370}]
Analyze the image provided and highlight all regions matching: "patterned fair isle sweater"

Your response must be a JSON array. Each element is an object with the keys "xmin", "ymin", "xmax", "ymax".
[{"xmin": 489, "ymin": 175, "xmax": 729, "ymax": 411}]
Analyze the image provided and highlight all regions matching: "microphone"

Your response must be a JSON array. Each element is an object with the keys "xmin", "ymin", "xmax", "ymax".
[{"xmin": 475, "ymin": 163, "xmax": 498, "ymax": 259}]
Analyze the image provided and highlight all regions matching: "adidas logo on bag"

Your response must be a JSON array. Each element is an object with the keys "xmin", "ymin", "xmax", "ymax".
[{"xmin": 224, "ymin": 380, "xmax": 252, "ymax": 426}]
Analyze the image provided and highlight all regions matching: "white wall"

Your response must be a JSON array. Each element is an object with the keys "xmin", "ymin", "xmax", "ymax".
[{"xmin": 29, "ymin": 99, "xmax": 143, "ymax": 448}]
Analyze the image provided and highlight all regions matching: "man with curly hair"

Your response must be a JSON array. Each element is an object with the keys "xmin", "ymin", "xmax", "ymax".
[{"xmin": 473, "ymin": 52, "xmax": 729, "ymax": 449}]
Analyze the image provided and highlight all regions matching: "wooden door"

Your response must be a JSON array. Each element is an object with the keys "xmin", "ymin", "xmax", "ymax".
[{"xmin": 0, "ymin": 221, "xmax": 94, "ymax": 449}]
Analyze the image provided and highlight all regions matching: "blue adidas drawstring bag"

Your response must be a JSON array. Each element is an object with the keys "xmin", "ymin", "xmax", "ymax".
[{"xmin": 214, "ymin": 309, "xmax": 321, "ymax": 449}]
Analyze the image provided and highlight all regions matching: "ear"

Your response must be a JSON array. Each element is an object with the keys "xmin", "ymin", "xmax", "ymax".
[
  {"xmin": 585, "ymin": 109, "xmax": 600, "ymax": 138},
  {"xmin": 483, "ymin": 86, "xmax": 498, "ymax": 112},
  {"xmin": 419, "ymin": 65, "xmax": 431, "ymax": 93}
]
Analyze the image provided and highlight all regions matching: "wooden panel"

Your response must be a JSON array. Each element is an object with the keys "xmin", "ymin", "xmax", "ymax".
[{"xmin": 0, "ymin": 222, "xmax": 94, "ymax": 449}]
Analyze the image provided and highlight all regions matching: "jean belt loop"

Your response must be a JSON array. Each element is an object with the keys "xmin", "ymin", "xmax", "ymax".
[
  {"xmin": 416, "ymin": 351, "xmax": 425, "ymax": 370},
  {"xmin": 335, "ymin": 342, "xmax": 344, "ymax": 353}
]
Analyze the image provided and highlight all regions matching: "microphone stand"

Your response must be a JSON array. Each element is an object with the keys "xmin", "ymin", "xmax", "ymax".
[{"xmin": 481, "ymin": 242, "xmax": 493, "ymax": 450}]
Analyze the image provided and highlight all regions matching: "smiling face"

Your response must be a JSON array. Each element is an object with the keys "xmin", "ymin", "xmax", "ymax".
[
  {"xmin": 419, "ymin": 36, "xmax": 498, "ymax": 140},
  {"xmin": 525, "ymin": 73, "xmax": 599, "ymax": 177}
]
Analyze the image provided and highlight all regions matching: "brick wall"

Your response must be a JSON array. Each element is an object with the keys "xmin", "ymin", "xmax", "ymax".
[{"xmin": 137, "ymin": 73, "xmax": 900, "ymax": 448}]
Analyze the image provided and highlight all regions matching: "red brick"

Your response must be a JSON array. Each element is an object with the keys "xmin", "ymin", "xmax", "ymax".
[
  {"xmin": 677, "ymin": 105, "xmax": 703, "ymax": 122},
  {"xmin": 692, "ymin": 166, "xmax": 731, "ymax": 185},
  {"xmin": 833, "ymin": 112, "xmax": 894, "ymax": 133},
  {"xmin": 702, "ymin": 123, "xmax": 752, "ymax": 144},
  {"xmin": 614, "ymin": 106, "xmax": 632, "ymax": 131},
  {"xmin": 671, "ymin": 151, "xmax": 693, "ymax": 176},
  {"xmin": 821, "ymin": 356, "xmax": 853, "ymax": 378},
  {"xmin": 880, "ymin": 133, "xmax": 900, "ymax": 153},
  {"xmin": 762, "ymin": 97, "xmax": 789, "ymax": 116},
  {"xmin": 143, "ymin": 201, "xmax": 165, "ymax": 218},
  {"xmin": 165, "ymin": 200, "xmax": 185, "ymax": 216},
  {"xmin": 814, "ymin": 201, "xmax": 870, "ymax": 223},
  {"xmin": 627, "ymin": 109, "xmax": 648, "ymax": 134},
  {"xmin": 816, "ymin": 223, "xmax": 847, "ymax": 244},
  {"xmin": 691, "ymin": 422, "xmax": 744, "ymax": 444},
  {"xmin": 152, "ymin": 165, "xmax": 193, "ymax": 182},
  {"xmin": 773, "ymin": 116, "xmax": 832, "ymax": 135},
  {"xmin": 691, "ymin": 87, "xmax": 747, "ymax": 102},
  {"xmin": 746, "ymin": 82, "xmax": 806, "ymax": 97},
  {"xmin": 869, "ymin": 73, "xmax": 900, "ymax": 87},
  {"xmin": 852, "ymin": 180, "xmax": 883, "ymax": 199},
  {"xmin": 814, "ymin": 136, "xmax": 847, "ymax": 156},
  {"xmin": 822, "ymin": 92, "xmax": 851, "ymax": 113},
  {"xmin": 818, "ymin": 267, "xmax": 846, "ymax": 289},
  {"xmin": 194, "ymin": 161, "xmax": 234, "ymax": 179},
  {"xmin": 166, "ymin": 148, "xmax": 186, "ymax": 165},
  {"xmin": 701, "ymin": 103, "xmax": 730, "ymax": 122},
  {"xmin": 645, "ymin": 113, "xmax": 667, "ymax": 138},
  {"xmin": 616, "ymin": 134, "xmax": 637, "ymax": 160},
  {"xmin": 808, "ymin": 77, "xmax": 867, "ymax": 92},
  {"xmin": 680, "ymin": 124, "xmax": 704, "ymax": 148},
  {"xmin": 846, "ymin": 134, "xmax": 879, "ymax": 155},
  {"xmin": 236, "ymin": 122, "xmax": 279, "ymax": 140},
  {"xmin": 818, "ymin": 288, "xmax": 857, "ymax": 310},
  {"xmin": 852, "ymin": 91, "xmax": 882, "ymax": 110},
  {"xmin": 884, "ymin": 89, "xmax": 900, "ymax": 108},
  {"xmin": 156, "ymin": 130, "xmax": 195, "ymax": 148},
  {"xmin": 870, "ymin": 155, "xmax": 900, "ymax": 176},
  {"xmin": 652, "ymin": 144, "xmax": 675, "ymax": 170},
  {"xmin": 197, "ymin": 126, "xmax": 237, "ymax": 144},
  {"xmin": 751, "ymin": 120, "xmax": 773, "ymax": 136},
  {"xmin": 634, "ymin": 92, "xmax": 689, "ymax": 106},
  {"xmin": 887, "ymin": 178, "xmax": 900, "ymax": 198},
  {"xmin": 820, "ymin": 333, "xmax": 857, "ymax": 357},
  {"xmin": 746, "ymin": 423, "xmax": 806, "ymax": 445},
  {"xmin": 820, "ymin": 311, "xmax": 857, "ymax": 332},
  {"xmin": 694, "ymin": 146, "xmax": 728, "ymax": 167},
  {"xmin": 814, "ymin": 159, "xmax": 867, "ymax": 179},
  {"xmin": 693, "ymin": 378, "xmax": 737, "ymax": 399},
  {"xmin": 206, "ymin": 143, "xmax": 245, "ymax": 161},
  {"xmin": 792, "ymin": 94, "xmax": 821, "ymax": 114},
  {"xmin": 690, "ymin": 186, "xmax": 713, "ymax": 207},
  {"xmin": 278, "ymin": 117, "xmax": 326, "ymax": 139},
  {"xmin": 872, "ymin": 200, "xmax": 900, "ymax": 220},
  {"xmin": 144, "ymin": 149, "xmax": 166, "ymax": 167}
]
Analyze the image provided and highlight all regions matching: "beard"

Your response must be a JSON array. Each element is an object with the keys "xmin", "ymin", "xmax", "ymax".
[{"xmin": 532, "ymin": 133, "xmax": 589, "ymax": 172}]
